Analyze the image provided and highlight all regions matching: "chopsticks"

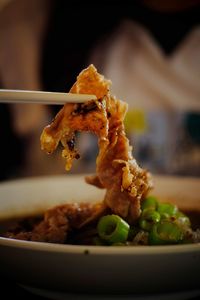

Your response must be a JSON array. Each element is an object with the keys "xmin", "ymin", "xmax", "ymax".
[{"xmin": 0, "ymin": 89, "xmax": 97, "ymax": 105}]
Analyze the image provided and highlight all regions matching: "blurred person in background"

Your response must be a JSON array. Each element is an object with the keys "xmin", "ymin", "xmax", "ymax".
[
  {"xmin": 0, "ymin": 0, "xmax": 54, "ymax": 179},
  {"xmin": 0, "ymin": 0, "xmax": 200, "ymax": 180}
]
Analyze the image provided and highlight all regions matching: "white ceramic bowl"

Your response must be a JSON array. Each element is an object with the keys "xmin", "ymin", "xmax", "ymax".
[{"xmin": 0, "ymin": 175, "xmax": 199, "ymax": 296}]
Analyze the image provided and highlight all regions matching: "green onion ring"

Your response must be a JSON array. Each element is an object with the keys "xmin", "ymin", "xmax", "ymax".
[{"xmin": 97, "ymin": 215, "xmax": 130, "ymax": 244}]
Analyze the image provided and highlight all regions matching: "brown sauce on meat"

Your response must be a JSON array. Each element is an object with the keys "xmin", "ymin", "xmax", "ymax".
[{"xmin": 0, "ymin": 207, "xmax": 199, "ymax": 245}]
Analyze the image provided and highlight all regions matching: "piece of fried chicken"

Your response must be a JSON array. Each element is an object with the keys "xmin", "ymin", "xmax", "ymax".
[{"xmin": 41, "ymin": 65, "xmax": 153, "ymax": 224}]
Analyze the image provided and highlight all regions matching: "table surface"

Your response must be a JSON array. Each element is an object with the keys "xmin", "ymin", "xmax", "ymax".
[
  {"xmin": 0, "ymin": 277, "xmax": 200, "ymax": 300},
  {"xmin": 0, "ymin": 278, "xmax": 44, "ymax": 299}
]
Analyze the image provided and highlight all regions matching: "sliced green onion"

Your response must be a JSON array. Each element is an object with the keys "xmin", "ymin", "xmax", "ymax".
[
  {"xmin": 149, "ymin": 220, "xmax": 184, "ymax": 245},
  {"xmin": 141, "ymin": 196, "xmax": 158, "ymax": 211},
  {"xmin": 139, "ymin": 209, "xmax": 160, "ymax": 231},
  {"xmin": 97, "ymin": 215, "xmax": 130, "ymax": 244},
  {"xmin": 157, "ymin": 202, "xmax": 178, "ymax": 218},
  {"xmin": 175, "ymin": 212, "xmax": 191, "ymax": 227}
]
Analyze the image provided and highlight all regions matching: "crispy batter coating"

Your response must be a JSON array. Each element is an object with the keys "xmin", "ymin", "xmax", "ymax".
[
  {"xmin": 5, "ymin": 65, "xmax": 153, "ymax": 244},
  {"xmin": 41, "ymin": 65, "xmax": 153, "ymax": 225}
]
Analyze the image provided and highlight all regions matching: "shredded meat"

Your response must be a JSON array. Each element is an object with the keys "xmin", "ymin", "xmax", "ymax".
[
  {"xmin": 5, "ymin": 202, "xmax": 106, "ymax": 243},
  {"xmin": 41, "ymin": 65, "xmax": 153, "ymax": 223}
]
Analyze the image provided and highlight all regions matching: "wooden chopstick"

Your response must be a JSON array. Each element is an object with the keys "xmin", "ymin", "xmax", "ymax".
[{"xmin": 0, "ymin": 89, "xmax": 97, "ymax": 105}]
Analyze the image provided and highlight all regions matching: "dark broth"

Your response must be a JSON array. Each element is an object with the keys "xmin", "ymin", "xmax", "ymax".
[{"xmin": 0, "ymin": 209, "xmax": 199, "ymax": 240}]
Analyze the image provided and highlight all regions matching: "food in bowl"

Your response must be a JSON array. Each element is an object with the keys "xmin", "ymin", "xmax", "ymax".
[
  {"xmin": 2, "ymin": 65, "xmax": 200, "ymax": 245},
  {"xmin": 3, "ymin": 195, "xmax": 200, "ymax": 245}
]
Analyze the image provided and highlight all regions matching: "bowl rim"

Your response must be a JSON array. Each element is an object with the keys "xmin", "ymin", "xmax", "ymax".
[{"xmin": 0, "ymin": 236, "xmax": 199, "ymax": 255}]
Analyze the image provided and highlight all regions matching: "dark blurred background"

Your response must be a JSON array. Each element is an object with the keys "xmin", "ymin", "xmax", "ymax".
[{"xmin": 0, "ymin": 0, "xmax": 200, "ymax": 180}]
